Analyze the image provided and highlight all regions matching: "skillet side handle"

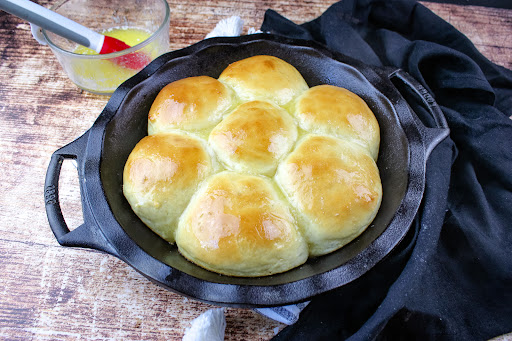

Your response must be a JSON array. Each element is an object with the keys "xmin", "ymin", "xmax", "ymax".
[
  {"xmin": 44, "ymin": 131, "xmax": 117, "ymax": 256},
  {"xmin": 389, "ymin": 69, "xmax": 450, "ymax": 158}
]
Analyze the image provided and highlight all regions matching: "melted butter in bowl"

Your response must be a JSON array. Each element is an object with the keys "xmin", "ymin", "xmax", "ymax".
[
  {"xmin": 41, "ymin": 0, "xmax": 170, "ymax": 95},
  {"xmin": 70, "ymin": 27, "xmax": 153, "ymax": 92}
]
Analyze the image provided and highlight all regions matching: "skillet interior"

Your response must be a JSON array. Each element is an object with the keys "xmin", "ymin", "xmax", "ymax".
[{"xmin": 100, "ymin": 38, "xmax": 409, "ymax": 287}]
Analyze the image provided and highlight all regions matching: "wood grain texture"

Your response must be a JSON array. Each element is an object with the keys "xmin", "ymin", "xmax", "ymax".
[
  {"xmin": 422, "ymin": 2, "xmax": 512, "ymax": 69},
  {"xmin": 0, "ymin": 0, "xmax": 511, "ymax": 340}
]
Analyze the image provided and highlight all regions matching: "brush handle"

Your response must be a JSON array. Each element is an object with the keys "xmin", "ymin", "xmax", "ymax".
[{"xmin": 0, "ymin": 0, "xmax": 104, "ymax": 52}]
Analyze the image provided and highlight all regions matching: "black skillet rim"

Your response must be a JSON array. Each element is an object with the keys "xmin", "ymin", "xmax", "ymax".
[{"xmin": 78, "ymin": 34, "xmax": 430, "ymax": 307}]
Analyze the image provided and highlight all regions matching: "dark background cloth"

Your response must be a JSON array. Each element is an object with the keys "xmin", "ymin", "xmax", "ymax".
[{"xmin": 261, "ymin": 1, "xmax": 512, "ymax": 340}]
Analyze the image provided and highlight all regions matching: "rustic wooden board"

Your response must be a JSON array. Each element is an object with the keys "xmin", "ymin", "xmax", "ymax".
[
  {"xmin": 423, "ymin": 2, "xmax": 512, "ymax": 69},
  {"xmin": 0, "ymin": 240, "xmax": 282, "ymax": 340},
  {"xmin": 0, "ymin": 0, "xmax": 511, "ymax": 340}
]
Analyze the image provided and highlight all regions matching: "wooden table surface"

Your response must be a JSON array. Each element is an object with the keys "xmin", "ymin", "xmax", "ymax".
[{"xmin": 0, "ymin": 1, "xmax": 510, "ymax": 340}]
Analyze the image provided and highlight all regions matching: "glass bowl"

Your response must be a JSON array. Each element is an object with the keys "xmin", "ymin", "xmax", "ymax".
[{"xmin": 42, "ymin": 0, "xmax": 170, "ymax": 95}]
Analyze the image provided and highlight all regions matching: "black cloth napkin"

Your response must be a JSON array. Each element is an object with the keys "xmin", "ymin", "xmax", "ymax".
[{"xmin": 261, "ymin": 1, "xmax": 512, "ymax": 340}]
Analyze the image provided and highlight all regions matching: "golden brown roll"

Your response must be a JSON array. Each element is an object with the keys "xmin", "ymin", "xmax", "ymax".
[
  {"xmin": 208, "ymin": 100, "xmax": 298, "ymax": 176},
  {"xmin": 293, "ymin": 85, "xmax": 380, "ymax": 160},
  {"xmin": 218, "ymin": 55, "xmax": 309, "ymax": 107},
  {"xmin": 148, "ymin": 76, "xmax": 234, "ymax": 135},
  {"xmin": 175, "ymin": 172, "xmax": 308, "ymax": 277},
  {"xmin": 123, "ymin": 132, "xmax": 213, "ymax": 243},
  {"xmin": 275, "ymin": 134, "xmax": 382, "ymax": 256}
]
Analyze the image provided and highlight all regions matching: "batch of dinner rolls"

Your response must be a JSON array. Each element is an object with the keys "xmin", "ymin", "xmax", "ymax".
[{"xmin": 123, "ymin": 55, "xmax": 382, "ymax": 277}]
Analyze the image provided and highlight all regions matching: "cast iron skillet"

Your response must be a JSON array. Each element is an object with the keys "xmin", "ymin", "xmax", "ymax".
[{"xmin": 44, "ymin": 34, "xmax": 449, "ymax": 307}]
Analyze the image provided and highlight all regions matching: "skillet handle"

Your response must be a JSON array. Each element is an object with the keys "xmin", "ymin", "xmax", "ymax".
[
  {"xmin": 44, "ymin": 131, "xmax": 117, "ymax": 256},
  {"xmin": 388, "ymin": 69, "xmax": 450, "ymax": 158}
]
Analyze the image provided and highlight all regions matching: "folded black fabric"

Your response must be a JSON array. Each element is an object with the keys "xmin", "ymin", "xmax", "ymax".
[{"xmin": 261, "ymin": 1, "xmax": 512, "ymax": 340}]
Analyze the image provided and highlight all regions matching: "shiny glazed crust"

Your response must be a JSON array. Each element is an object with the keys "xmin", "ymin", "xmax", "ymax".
[
  {"xmin": 123, "ymin": 55, "xmax": 383, "ymax": 277},
  {"xmin": 176, "ymin": 172, "xmax": 308, "ymax": 277},
  {"xmin": 293, "ymin": 85, "xmax": 380, "ymax": 160},
  {"xmin": 209, "ymin": 100, "xmax": 298, "ymax": 176},
  {"xmin": 123, "ymin": 133, "xmax": 213, "ymax": 243},
  {"xmin": 218, "ymin": 55, "xmax": 309, "ymax": 106},
  {"xmin": 276, "ymin": 135, "xmax": 382, "ymax": 256},
  {"xmin": 148, "ymin": 76, "xmax": 234, "ymax": 134}
]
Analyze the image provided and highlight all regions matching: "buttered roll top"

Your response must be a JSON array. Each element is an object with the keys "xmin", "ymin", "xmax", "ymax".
[
  {"xmin": 176, "ymin": 172, "xmax": 308, "ymax": 277},
  {"xmin": 123, "ymin": 133, "xmax": 213, "ymax": 243},
  {"xmin": 148, "ymin": 76, "xmax": 234, "ymax": 134},
  {"xmin": 293, "ymin": 85, "xmax": 380, "ymax": 160},
  {"xmin": 123, "ymin": 55, "xmax": 383, "ymax": 277},
  {"xmin": 218, "ymin": 55, "xmax": 309, "ymax": 106},
  {"xmin": 209, "ymin": 100, "xmax": 298, "ymax": 176},
  {"xmin": 276, "ymin": 135, "xmax": 382, "ymax": 256}
]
